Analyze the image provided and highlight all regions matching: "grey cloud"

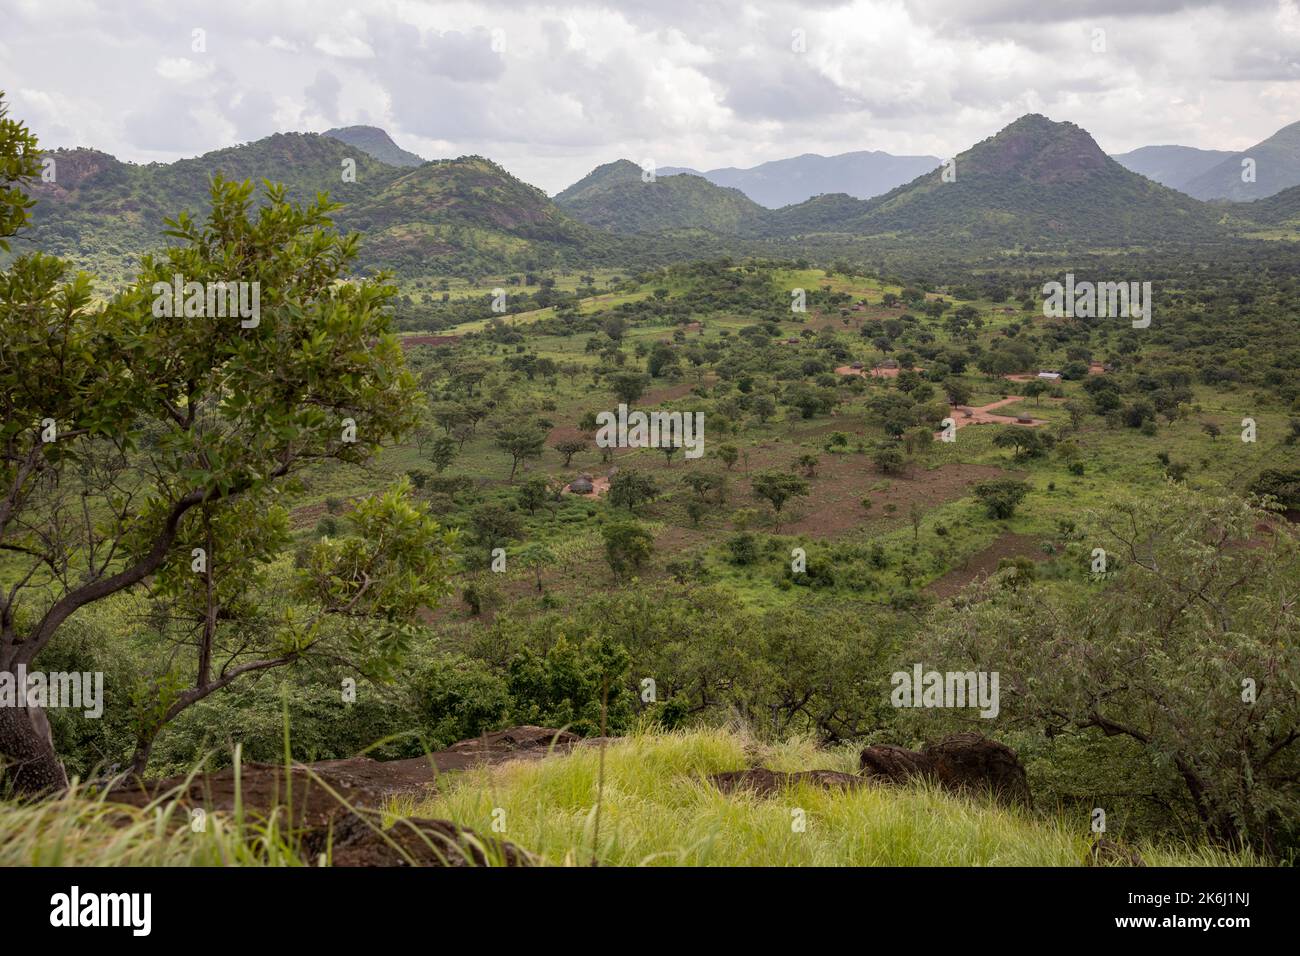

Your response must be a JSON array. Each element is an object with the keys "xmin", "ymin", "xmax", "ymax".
[{"xmin": 305, "ymin": 68, "xmax": 343, "ymax": 118}]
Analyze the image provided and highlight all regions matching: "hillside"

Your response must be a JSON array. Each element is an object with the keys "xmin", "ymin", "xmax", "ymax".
[
  {"xmin": 775, "ymin": 114, "xmax": 1223, "ymax": 244},
  {"xmin": 555, "ymin": 159, "xmax": 769, "ymax": 235},
  {"xmin": 1181, "ymin": 120, "xmax": 1300, "ymax": 201},
  {"xmin": 1233, "ymin": 181, "xmax": 1300, "ymax": 227},
  {"xmin": 325, "ymin": 125, "xmax": 426, "ymax": 167},
  {"xmin": 340, "ymin": 155, "xmax": 593, "ymax": 274},
  {"xmin": 21, "ymin": 132, "xmax": 401, "ymax": 278},
  {"xmin": 661, "ymin": 150, "xmax": 940, "ymax": 208},
  {"xmin": 1110, "ymin": 144, "xmax": 1233, "ymax": 191}
]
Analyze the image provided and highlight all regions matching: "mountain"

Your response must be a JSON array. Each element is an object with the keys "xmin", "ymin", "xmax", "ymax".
[
  {"xmin": 340, "ymin": 155, "xmax": 592, "ymax": 273},
  {"xmin": 659, "ymin": 150, "xmax": 940, "ymax": 208},
  {"xmin": 554, "ymin": 159, "xmax": 768, "ymax": 235},
  {"xmin": 1180, "ymin": 121, "xmax": 1300, "ymax": 201},
  {"xmin": 21, "ymin": 133, "xmax": 402, "ymax": 277},
  {"xmin": 324, "ymin": 125, "xmax": 425, "ymax": 168},
  {"xmin": 767, "ymin": 114, "xmax": 1221, "ymax": 244},
  {"xmin": 1232, "ymin": 182, "xmax": 1300, "ymax": 228},
  {"xmin": 1109, "ymin": 145, "xmax": 1233, "ymax": 191}
]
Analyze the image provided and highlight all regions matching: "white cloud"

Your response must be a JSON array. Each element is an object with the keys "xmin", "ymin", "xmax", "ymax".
[{"xmin": 0, "ymin": 0, "xmax": 1296, "ymax": 192}]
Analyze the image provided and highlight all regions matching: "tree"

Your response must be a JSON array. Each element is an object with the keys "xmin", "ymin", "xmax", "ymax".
[
  {"xmin": 973, "ymin": 479, "xmax": 1031, "ymax": 519},
  {"xmin": 494, "ymin": 424, "xmax": 547, "ymax": 480},
  {"xmin": 0, "ymin": 100, "xmax": 438, "ymax": 790},
  {"xmin": 554, "ymin": 438, "xmax": 587, "ymax": 467},
  {"xmin": 516, "ymin": 543, "xmax": 556, "ymax": 593},
  {"xmin": 750, "ymin": 471, "xmax": 810, "ymax": 532},
  {"xmin": 993, "ymin": 427, "xmax": 1046, "ymax": 460},
  {"xmin": 517, "ymin": 476, "xmax": 549, "ymax": 515},
  {"xmin": 909, "ymin": 486, "xmax": 1300, "ymax": 855},
  {"xmin": 430, "ymin": 436, "xmax": 457, "ymax": 473},
  {"xmin": 609, "ymin": 370, "xmax": 650, "ymax": 406},
  {"xmin": 1022, "ymin": 379, "xmax": 1049, "ymax": 406},
  {"xmin": 718, "ymin": 444, "xmax": 739, "ymax": 470},
  {"xmin": 602, "ymin": 521, "xmax": 654, "ymax": 578},
  {"xmin": 942, "ymin": 378, "xmax": 973, "ymax": 406},
  {"xmin": 797, "ymin": 453, "xmax": 820, "ymax": 477},
  {"xmin": 608, "ymin": 469, "xmax": 660, "ymax": 513}
]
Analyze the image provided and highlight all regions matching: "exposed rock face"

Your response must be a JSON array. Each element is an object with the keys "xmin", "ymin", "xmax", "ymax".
[
  {"xmin": 302, "ymin": 811, "xmax": 532, "ymax": 867},
  {"xmin": 859, "ymin": 733, "xmax": 1031, "ymax": 807},
  {"xmin": 445, "ymin": 726, "xmax": 580, "ymax": 757},
  {"xmin": 709, "ymin": 768, "xmax": 865, "ymax": 797}
]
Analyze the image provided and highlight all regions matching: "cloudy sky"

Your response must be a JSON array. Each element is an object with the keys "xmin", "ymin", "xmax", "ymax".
[{"xmin": 4, "ymin": 0, "xmax": 1299, "ymax": 193}]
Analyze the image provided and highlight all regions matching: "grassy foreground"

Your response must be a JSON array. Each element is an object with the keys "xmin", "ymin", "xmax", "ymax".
[
  {"xmin": 399, "ymin": 728, "xmax": 1254, "ymax": 867},
  {"xmin": 0, "ymin": 729, "xmax": 1258, "ymax": 866}
]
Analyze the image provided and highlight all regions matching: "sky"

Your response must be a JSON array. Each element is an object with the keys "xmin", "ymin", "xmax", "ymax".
[{"xmin": 3, "ymin": 0, "xmax": 1299, "ymax": 194}]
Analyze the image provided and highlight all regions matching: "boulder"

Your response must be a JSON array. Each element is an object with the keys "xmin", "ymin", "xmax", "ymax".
[
  {"xmin": 568, "ymin": 476, "xmax": 594, "ymax": 494},
  {"xmin": 924, "ymin": 732, "xmax": 1031, "ymax": 807},
  {"xmin": 302, "ymin": 811, "xmax": 532, "ymax": 867},
  {"xmin": 859, "ymin": 732, "xmax": 1031, "ymax": 807}
]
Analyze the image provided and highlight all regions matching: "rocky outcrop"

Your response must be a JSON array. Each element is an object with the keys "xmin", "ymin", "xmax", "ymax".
[
  {"xmin": 302, "ymin": 811, "xmax": 532, "ymax": 867},
  {"xmin": 860, "ymin": 732, "xmax": 1031, "ymax": 807}
]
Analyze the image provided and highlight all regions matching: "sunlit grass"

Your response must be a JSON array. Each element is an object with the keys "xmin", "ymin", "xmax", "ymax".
[{"xmin": 398, "ymin": 727, "xmax": 1254, "ymax": 867}]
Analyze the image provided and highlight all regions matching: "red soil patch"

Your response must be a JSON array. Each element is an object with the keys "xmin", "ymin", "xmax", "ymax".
[
  {"xmin": 926, "ymin": 532, "xmax": 1048, "ymax": 599},
  {"xmin": 107, "ymin": 727, "xmax": 580, "ymax": 829},
  {"xmin": 401, "ymin": 334, "xmax": 461, "ymax": 349},
  {"xmin": 936, "ymin": 397, "xmax": 1047, "ymax": 437},
  {"xmin": 836, "ymin": 365, "xmax": 923, "ymax": 379},
  {"xmin": 760, "ymin": 460, "xmax": 1014, "ymax": 538}
]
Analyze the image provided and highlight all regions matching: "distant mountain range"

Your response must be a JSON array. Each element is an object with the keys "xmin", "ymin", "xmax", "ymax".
[
  {"xmin": 658, "ymin": 150, "xmax": 940, "ymax": 208},
  {"xmin": 1109, "ymin": 145, "xmax": 1234, "ymax": 191},
  {"xmin": 324, "ymin": 125, "xmax": 425, "ymax": 168},
  {"xmin": 558, "ymin": 114, "xmax": 1223, "ymax": 244},
  {"xmin": 16, "ymin": 114, "xmax": 1300, "ymax": 280},
  {"xmin": 1179, "ymin": 120, "xmax": 1300, "ymax": 201}
]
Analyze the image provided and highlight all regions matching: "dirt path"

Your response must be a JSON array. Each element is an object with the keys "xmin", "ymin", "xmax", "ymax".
[
  {"xmin": 926, "ymin": 532, "xmax": 1047, "ymax": 599},
  {"xmin": 107, "ymin": 727, "xmax": 582, "ymax": 828},
  {"xmin": 936, "ymin": 397, "xmax": 1047, "ymax": 438}
]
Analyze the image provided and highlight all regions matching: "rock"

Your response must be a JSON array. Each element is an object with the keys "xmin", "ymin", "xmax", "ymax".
[
  {"xmin": 924, "ymin": 733, "xmax": 1031, "ymax": 807},
  {"xmin": 1086, "ymin": 836, "xmax": 1147, "ymax": 867},
  {"xmin": 709, "ymin": 768, "xmax": 864, "ymax": 797},
  {"xmin": 302, "ymin": 811, "xmax": 532, "ymax": 867},
  {"xmin": 446, "ymin": 726, "xmax": 580, "ymax": 756},
  {"xmin": 859, "ymin": 733, "xmax": 1031, "ymax": 807},
  {"xmin": 858, "ymin": 743, "xmax": 933, "ymax": 784},
  {"xmin": 569, "ymin": 476, "xmax": 594, "ymax": 494}
]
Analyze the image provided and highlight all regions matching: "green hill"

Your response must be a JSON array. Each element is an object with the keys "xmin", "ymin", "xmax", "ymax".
[
  {"xmin": 21, "ymin": 133, "xmax": 401, "ymax": 279},
  {"xmin": 555, "ymin": 159, "xmax": 769, "ymax": 236},
  {"xmin": 1182, "ymin": 120, "xmax": 1300, "ymax": 201},
  {"xmin": 772, "ymin": 114, "xmax": 1221, "ymax": 245},
  {"xmin": 339, "ymin": 155, "xmax": 593, "ymax": 275}
]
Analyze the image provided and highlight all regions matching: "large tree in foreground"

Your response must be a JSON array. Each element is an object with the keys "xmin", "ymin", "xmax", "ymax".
[
  {"xmin": 0, "ymin": 95, "xmax": 450, "ymax": 792},
  {"xmin": 908, "ymin": 483, "xmax": 1300, "ymax": 855}
]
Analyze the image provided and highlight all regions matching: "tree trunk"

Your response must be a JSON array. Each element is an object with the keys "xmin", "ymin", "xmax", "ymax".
[{"xmin": 0, "ymin": 704, "xmax": 68, "ymax": 795}]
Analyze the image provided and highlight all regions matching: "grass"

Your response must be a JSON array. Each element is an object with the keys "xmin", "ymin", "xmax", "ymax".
[
  {"xmin": 396, "ymin": 728, "xmax": 1255, "ymax": 867},
  {"xmin": 0, "ymin": 730, "xmax": 1261, "ymax": 867}
]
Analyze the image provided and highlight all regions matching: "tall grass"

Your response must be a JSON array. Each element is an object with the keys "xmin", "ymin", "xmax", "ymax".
[
  {"xmin": 0, "ymin": 728, "xmax": 1258, "ymax": 866},
  {"xmin": 398, "ymin": 727, "xmax": 1256, "ymax": 867}
]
